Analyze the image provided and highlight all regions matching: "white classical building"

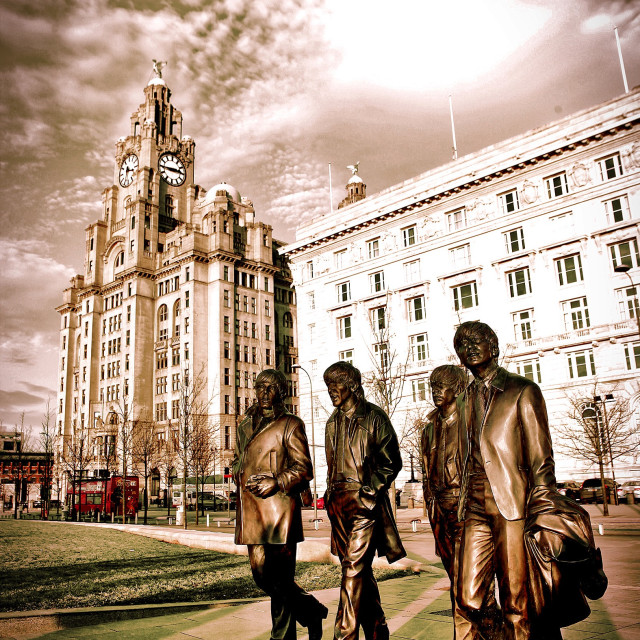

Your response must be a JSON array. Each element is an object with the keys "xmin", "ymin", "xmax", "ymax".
[
  {"xmin": 56, "ymin": 71, "xmax": 298, "ymax": 499},
  {"xmin": 283, "ymin": 88, "xmax": 640, "ymax": 490}
]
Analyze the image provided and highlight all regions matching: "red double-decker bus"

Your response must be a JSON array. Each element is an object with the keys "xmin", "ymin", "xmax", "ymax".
[{"xmin": 67, "ymin": 476, "xmax": 139, "ymax": 516}]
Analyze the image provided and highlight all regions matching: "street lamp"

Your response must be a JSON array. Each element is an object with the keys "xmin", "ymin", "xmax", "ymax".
[
  {"xmin": 292, "ymin": 364, "xmax": 322, "ymax": 529},
  {"xmin": 614, "ymin": 263, "xmax": 640, "ymax": 337},
  {"xmin": 595, "ymin": 393, "xmax": 617, "ymax": 506}
]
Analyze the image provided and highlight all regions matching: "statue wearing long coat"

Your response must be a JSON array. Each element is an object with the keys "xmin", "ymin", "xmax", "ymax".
[{"xmin": 233, "ymin": 405, "xmax": 313, "ymax": 545}]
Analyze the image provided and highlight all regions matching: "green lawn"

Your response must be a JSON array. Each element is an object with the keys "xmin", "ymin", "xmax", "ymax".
[{"xmin": 0, "ymin": 520, "xmax": 406, "ymax": 612}]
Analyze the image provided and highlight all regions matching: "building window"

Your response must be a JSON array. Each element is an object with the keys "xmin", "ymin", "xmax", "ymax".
[
  {"xmin": 616, "ymin": 286, "xmax": 639, "ymax": 322},
  {"xmin": 567, "ymin": 349, "xmax": 596, "ymax": 378},
  {"xmin": 498, "ymin": 189, "xmax": 520, "ymax": 214},
  {"xmin": 265, "ymin": 324, "xmax": 271, "ymax": 340},
  {"xmin": 545, "ymin": 172, "xmax": 569, "ymax": 198},
  {"xmin": 403, "ymin": 259, "xmax": 420, "ymax": 284},
  {"xmin": 223, "ymin": 316, "xmax": 230, "ymax": 333},
  {"xmin": 308, "ymin": 292, "xmax": 315, "ymax": 310},
  {"xmin": 446, "ymin": 208, "xmax": 467, "ymax": 232},
  {"xmin": 507, "ymin": 268, "xmax": 532, "ymax": 298},
  {"xmin": 283, "ymin": 312, "xmax": 294, "ymax": 328},
  {"xmin": 224, "ymin": 341, "xmax": 230, "ymax": 359},
  {"xmin": 172, "ymin": 346, "xmax": 180, "ymax": 366},
  {"xmin": 337, "ymin": 316, "xmax": 352, "ymax": 340},
  {"xmin": 306, "ymin": 261, "xmax": 314, "ymax": 280},
  {"xmin": 512, "ymin": 309, "xmax": 534, "ymax": 341},
  {"xmin": 609, "ymin": 238, "xmax": 639, "ymax": 270},
  {"xmin": 402, "ymin": 225, "xmax": 417, "ymax": 247},
  {"xmin": 603, "ymin": 195, "xmax": 630, "ymax": 224},
  {"xmin": 334, "ymin": 250, "xmax": 347, "ymax": 269},
  {"xmin": 265, "ymin": 300, "xmax": 271, "ymax": 317},
  {"xmin": 155, "ymin": 402, "xmax": 167, "ymax": 422},
  {"xmin": 159, "ymin": 304, "xmax": 168, "ymax": 322},
  {"xmin": 562, "ymin": 297, "xmax": 590, "ymax": 330},
  {"xmin": 265, "ymin": 348, "xmax": 272, "ymax": 365},
  {"xmin": 407, "ymin": 296, "xmax": 425, "ymax": 322},
  {"xmin": 223, "ymin": 289, "xmax": 230, "ymax": 307},
  {"xmin": 514, "ymin": 359, "xmax": 541, "ymax": 383},
  {"xmin": 172, "ymin": 373, "xmax": 180, "ymax": 391},
  {"xmin": 624, "ymin": 342, "xmax": 640, "ymax": 370},
  {"xmin": 374, "ymin": 342, "xmax": 389, "ymax": 369},
  {"xmin": 411, "ymin": 379, "xmax": 428, "ymax": 402},
  {"xmin": 371, "ymin": 307, "xmax": 386, "ymax": 331},
  {"xmin": 367, "ymin": 238, "xmax": 380, "ymax": 259},
  {"xmin": 504, "ymin": 228, "xmax": 525, "ymax": 254},
  {"xmin": 156, "ymin": 351, "xmax": 168, "ymax": 369},
  {"xmin": 449, "ymin": 244, "xmax": 471, "ymax": 267},
  {"xmin": 597, "ymin": 152, "xmax": 623, "ymax": 181},
  {"xmin": 156, "ymin": 377, "xmax": 167, "ymax": 395},
  {"xmin": 369, "ymin": 271, "xmax": 385, "ymax": 293},
  {"xmin": 452, "ymin": 282, "xmax": 478, "ymax": 311},
  {"xmin": 556, "ymin": 254, "xmax": 583, "ymax": 286},
  {"xmin": 336, "ymin": 281, "xmax": 351, "ymax": 303},
  {"xmin": 339, "ymin": 349, "xmax": 353, "ymax": 363},
  {"xmin": 159, "ymin": 327, "xmax": 168, "ymax": 341},
  {"xmin": 410, "ymin": 333, "xmax": 428, "ymax": 364}
]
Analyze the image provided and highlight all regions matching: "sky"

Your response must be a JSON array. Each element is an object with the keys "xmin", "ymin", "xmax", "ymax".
[{"xmin": 0, "ymin": 0, "xmax": 639, "ymax": 435}]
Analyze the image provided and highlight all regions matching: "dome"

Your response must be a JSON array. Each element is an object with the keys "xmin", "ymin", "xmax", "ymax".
[
  {"xmin": 202, "ymin": 182, "xmax": 241, "ymax": 205},
  {"xmin": 147, "ymin": 77, "xmax": 166, "ymax": 86},
  {"xmin": 347, "ymin": 174, "xmax": 364, "ymax": 184}
]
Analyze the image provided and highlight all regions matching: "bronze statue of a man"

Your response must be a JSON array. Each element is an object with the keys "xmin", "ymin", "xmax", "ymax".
[
  {"xmin": 454, "ymin": 321, "xmax": 557, "ymax": 640},
  {"xmin": 233, "ymin": 369, "xmax": 328, "ymax": 640},
  {"xmin": 323, "ymin": 361, "xmax": 405, "ymax": 640}
]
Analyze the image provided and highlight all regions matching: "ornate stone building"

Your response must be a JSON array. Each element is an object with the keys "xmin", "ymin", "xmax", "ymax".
[
  {"xmin": 56, "ymin": 71, "xmax": 297, "ymax": 499},
  {"xmin": 283, "ymin": 89, "xmax": 640, "ymax": 490}
]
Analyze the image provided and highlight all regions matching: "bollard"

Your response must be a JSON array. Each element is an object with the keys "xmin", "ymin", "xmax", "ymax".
[
  {"xmin": 135, "ymin": 513, "xmax": 138, "ymax": 525},
  {"xmin": 112, "ymin": 512, "xmax": 115, "ymax": 523},
  {"xmin": 217, "ymin": 520, "xmax": 221, "ymax": 528},
  {"xmin": 411, "ymin": 519, "xmax": 420, "ymax": 532},
  {"xmin": 168, "ymin": 516, "xmax": 173, "ymax": 525},
  {"xmin": 627, "ymin": 493, "xmax": 635, "ymax": 505},
  {"xmin": 207, "ymin": 513, "xmax": 210, "ymax": 527},
  {"xmin": 598, "ymin": 523, "xmax": 604, "ymax": 536}
]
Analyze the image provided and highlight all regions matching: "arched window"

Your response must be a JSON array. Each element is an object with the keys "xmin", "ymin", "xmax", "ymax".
[
  {"xmin": 158, "ymin": 304, "xmax": 169, "ymax": 341},
  {"xmin": 165, "ymin": 194, "xmax": 175, "ymax": 218},
  {"xmin": 283, "ymin": 311, "xmax": 294, "ymax": 328},
  {"xmin": 115, "ymin": 251, "xmax": 125, "ymax": 268},
  {"xmin": 173, "ymin": 300, "xmax": 181, "ymax": 337}
]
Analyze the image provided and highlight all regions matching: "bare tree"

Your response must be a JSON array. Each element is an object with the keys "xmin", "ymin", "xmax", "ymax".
[
  {"xmin": 361, "ymin": 297, "xmax": 410, "ymax": 517},
  {"xmin": 109, "ymin": 395, "xmax": 137, "ymax": 521},
  {"xmin": 362, "ymin": 297, "xmax": 408, "ymax": 420},
  {"xmin": 132, "ymin": 417, "xmax": 160, "ymax": 525},
  {"xmin": 555, "ymin": 382, "xmax": 639, "ymax": 516},
  {"xmin": 39, "ymin": 400, "xmax": 55, "ymax": 520},
  {"xmin": 190, "ymin": 417, "xmax": 220, "ymax": 521},
  {"xmin": 156, "ymin": 433, "xmax": 178, "ymax": 516},
  {"xmin": 60, "ymin": 419, "xmax": 92, "ymax": 520},
  {"xmin": 175, "ymin": 365, "xmax": 211, "ymax": 529}
]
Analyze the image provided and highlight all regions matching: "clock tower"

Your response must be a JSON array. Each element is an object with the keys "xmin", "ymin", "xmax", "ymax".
[{"xmin": 56, "ymin": 66, "xmax": 299, "ymax": 503}]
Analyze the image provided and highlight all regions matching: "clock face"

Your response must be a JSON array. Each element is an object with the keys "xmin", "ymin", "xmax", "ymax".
[
  {"xmin": 159, "ymin": 153, "xmax": 186, "ymax": 186},
  {"xmin": 119, "ymin": 154, "xmax": 139, "ymax": 187}
]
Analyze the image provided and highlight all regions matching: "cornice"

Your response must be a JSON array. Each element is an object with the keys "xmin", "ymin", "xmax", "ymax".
[{"xmin": 283, "ymin": 115, "xmax": 640, "ymax": 257}]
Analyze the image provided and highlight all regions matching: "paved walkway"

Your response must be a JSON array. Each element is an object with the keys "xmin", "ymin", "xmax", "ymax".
[{"xmin": 1, "ymin": 503, "xmax": 639, "ymax": 640}]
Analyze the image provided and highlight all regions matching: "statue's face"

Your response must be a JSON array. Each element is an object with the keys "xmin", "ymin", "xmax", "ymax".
[
  {"xmin": 455, "ymin": 334, "xmax": 494, "ymax": 369},
  {"xmin": 255, "ymin": 378, "xmax": 280, "ymax": 410},
  {"xmin": 326, "ymin": 378, "xmax": 353, "ymax": 408},
  {"xmin": 431, "ymin": 383, "xmax": 456, "ymax": 409}
]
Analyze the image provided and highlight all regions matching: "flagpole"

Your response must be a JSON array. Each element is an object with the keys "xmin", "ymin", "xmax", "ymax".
[
  {"xmin": 614, "ymin": 27, "xmax": 629, "ymax": 94},
  {"xmin": 449, "ymin": 95, "xmax": 458, "ymax": 160},
  {"xmin": 329, "ymin": 163, "xmax": 334, "ymax": 215}
]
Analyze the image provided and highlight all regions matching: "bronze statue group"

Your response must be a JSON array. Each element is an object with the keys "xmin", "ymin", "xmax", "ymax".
[{"xmin": 232, "ymin": 321, "xmax": 607, "ymax": 640}]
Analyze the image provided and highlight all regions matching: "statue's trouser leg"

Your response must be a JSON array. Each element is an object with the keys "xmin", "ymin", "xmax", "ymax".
[
  {"xmin": 328, "ymin": 490, "xmax": 387, "ymax": 640},
  {"xmin": 458, "ymin": 479, "xmax": 529, "ymax": 640}
]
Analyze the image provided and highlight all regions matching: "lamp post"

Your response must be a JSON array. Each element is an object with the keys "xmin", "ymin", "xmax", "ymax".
[
  {"xmin": 292, "ymin": 364, "xmax": 322, "ymax": 528},
  {"xmin": 595, "ymin": 393, "xmax": 617, "ymax": 506},
  {"xmin": 614, "ymin": 263, "xmax": 640, "ymax": 337}
]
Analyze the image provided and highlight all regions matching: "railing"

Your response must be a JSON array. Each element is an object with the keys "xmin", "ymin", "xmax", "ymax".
[
  {"xmin": 112, "ymin": 220, "xmax": 126, "ymax": 232},
  {"xmin": 506, "ymin": 319, "xmax": 637, "ymax": 352}
]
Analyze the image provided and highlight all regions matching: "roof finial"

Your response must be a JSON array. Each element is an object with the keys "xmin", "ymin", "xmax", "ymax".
[
  {"xmin": 347, "ymin": 162, "xmax": 360, "ymax": 175},
  {"xmin": 152, "ymin": 59, "xmax": 167, "ymax": 78}
]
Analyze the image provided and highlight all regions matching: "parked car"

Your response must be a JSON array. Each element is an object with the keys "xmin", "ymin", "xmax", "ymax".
[
  {"xmin": 579, "ymin": 478, "xmax": 617, "ymax": 504},
  {"xmin": 313, "ymin": 497, "xmax": 325, "ymax": 510},
  {"xmin": 617, "ymin": 480, "xmax": 640, "ymax": 500},
  {"xmin": 557, "ymin": 481, "xmax": 581, "ymax": 501},
  {"xmin": 32, "ymin": 500, "xmax": 42, "ymax": 509}
]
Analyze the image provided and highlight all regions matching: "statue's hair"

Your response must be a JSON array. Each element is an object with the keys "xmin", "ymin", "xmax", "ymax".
[
  {"xmin": 453, "ymin": 321, "xmax": 500, "ymax": 358},
  {"xmin": 430, "ymin": 365, "xmax": 467, "ymax": 396},
  {"xmin": 255, "ymin": 369, "xmax": 288, "ymax": 400},
  {"xmin": 323, "ymin": 361, "xmax": 366, "ymax": 402}
]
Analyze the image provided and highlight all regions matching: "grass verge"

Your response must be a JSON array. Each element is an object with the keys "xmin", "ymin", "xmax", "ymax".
[{"xmin": 0, "ymin": 520, "xmax": 407, "ymax": 612}]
